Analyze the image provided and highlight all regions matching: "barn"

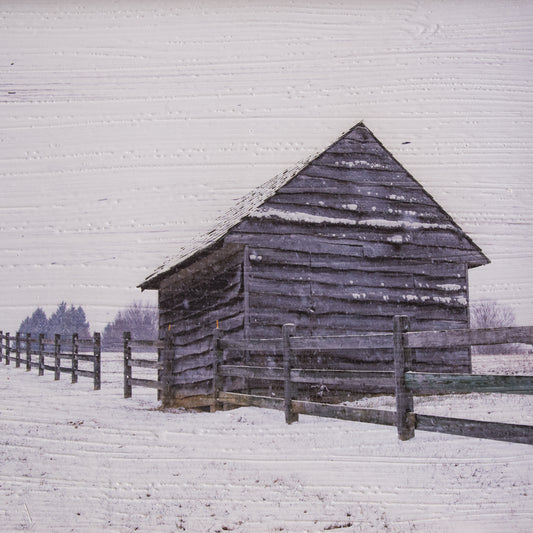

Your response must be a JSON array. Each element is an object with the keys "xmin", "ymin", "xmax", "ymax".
[{"xmin": 139, "ymin": 122, "xmax": 489, "ymax": 408}]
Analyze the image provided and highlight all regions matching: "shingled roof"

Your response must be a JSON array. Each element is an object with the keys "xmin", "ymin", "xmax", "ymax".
[{"xmin": 139, "ymin": 122, "xmax": 489, "ymax": 290}]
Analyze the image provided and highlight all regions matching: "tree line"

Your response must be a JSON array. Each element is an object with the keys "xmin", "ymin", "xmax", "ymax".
[{"xmin": 17, "ymin": 301, "xmax": 158, "ymax": 352}]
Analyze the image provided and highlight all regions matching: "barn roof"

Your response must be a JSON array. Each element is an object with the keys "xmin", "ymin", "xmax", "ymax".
[{"xmin": 139, "ymin": 122, "xmax": 489, "ymax": 290}]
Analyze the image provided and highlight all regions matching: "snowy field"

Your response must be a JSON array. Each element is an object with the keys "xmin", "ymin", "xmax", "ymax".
[{"xmin": 1, "ymin": 354, "xmax": 533, "ymax": 532}]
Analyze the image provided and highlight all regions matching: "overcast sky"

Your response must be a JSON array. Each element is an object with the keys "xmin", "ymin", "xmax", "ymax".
[{"xmin": 1, "ymin": 1, "xmax": 532, "ymax": 333}]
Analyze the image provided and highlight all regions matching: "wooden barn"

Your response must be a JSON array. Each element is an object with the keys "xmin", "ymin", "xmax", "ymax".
[{"xmin": 139, "ymin": 122, "xmax": 489, "ymax": 408}]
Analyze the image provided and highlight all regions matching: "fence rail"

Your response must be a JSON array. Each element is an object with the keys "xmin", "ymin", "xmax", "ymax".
[
  {"xmin": 122, "ymin": 332, "xmax": 171, "ymax": 399},
  {"xmin": 213, "ymin": 317, "xmax": 533, "ymax": 445},
  {"xmin": 0, "ymin": 330, "xmax": 101, "ymax": 390}
]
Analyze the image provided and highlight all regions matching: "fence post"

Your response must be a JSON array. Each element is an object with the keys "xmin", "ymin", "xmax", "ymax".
[
  {"xmin": 54, "ymin": 334, "xmax": 61, "ymax": 380},
  {"xmin": 123, "ymin": 332, "xmax": 132, "ymax": 398},
  {"xmin": 38, "ymin": 333, "xmax": 45, "ymax": 376},
  {"xmin": 393, "ymin": 315, "xmax": 415, "ymax": 440},
  {"xmin": 93, "ymin": 332, "xmax": 101, "ymax": 390},
  {"xmin": 212, "ymin": 328, "xmax": 223, "ymax": 412},
  {"xmin": 5, "ymin": 332, "xmax": 10, "ymax": 365},
  {"xmin": 26, "ymin": 333, "xmax": 31, "ymax": 371},
  {"xmin": 161, "ymin": 330, "xmax": 174, "ymax": 407},
  {"xmin": 15, "ymin": 332, "xmax": 21, "ymax": 368},
  {"xmin": 71, "ymin": 333, "xmax": 78, "ymax": 384},
  {"xmin": 283, "ymin": 323, "xmax": 298, "ymax": 424}
]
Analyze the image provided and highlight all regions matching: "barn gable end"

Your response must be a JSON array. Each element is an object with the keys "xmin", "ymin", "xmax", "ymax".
[{"xmin": 140, "ymin": 122, "xmax": 489, "ymax": 407}]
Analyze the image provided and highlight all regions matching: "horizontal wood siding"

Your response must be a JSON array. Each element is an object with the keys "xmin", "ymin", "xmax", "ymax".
[{"xmin": 158, "ymin": 246, "xmax": 245, "ymax": 405}]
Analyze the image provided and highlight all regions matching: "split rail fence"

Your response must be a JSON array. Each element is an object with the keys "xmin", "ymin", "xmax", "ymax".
[
  {"xmin": 212, "ymin": 316, "xmax": 533, "ymax": 445},
  {"xmin": 0, "ymin": 331, "xmax": 101, "ymax": 390},
  {"xmin": 122, "ymin": 332, "xmax": 171, "ymax": 400}
]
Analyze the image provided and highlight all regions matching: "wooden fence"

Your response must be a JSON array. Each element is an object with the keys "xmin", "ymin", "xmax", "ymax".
[
  {"xmin": 122, "ymin": 332, "xmax": 172, "ymax": 399},
  {"xmin": 213, "ymin": 316, "xmax": 533, "ymax": 445},
  {"xmin": 0, "ymin": 330, "xmax": 101, "ymax": 390}
]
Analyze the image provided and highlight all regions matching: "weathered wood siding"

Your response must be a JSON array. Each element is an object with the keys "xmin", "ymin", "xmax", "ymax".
[
  {"xmin": 225, "ymin": 124, "xmax": 476, "ymax": 375},
  {"xmin": 158, "ymin": 244, "xmax": 245, "ymax": 404}
]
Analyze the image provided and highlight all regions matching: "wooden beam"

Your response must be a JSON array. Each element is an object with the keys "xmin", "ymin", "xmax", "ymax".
[
  {"xmin": 292, "ymin": 400, "xmax": 396, "ymax": 427},
  {"xmin": 406, "ymin": 372, "xmax": 533, "ymax": 395},
  {"xmin": 218, "ymin": 391, "xmax": 284, "ymax": 410},
  {"xmin": 405, "ymin": 326, "xmax": 533, "ymax": 349},
  {"xmin": 415, "ymin": 414, "xmax": 533, "ymax": 445},
  {"xmin": 394, "ymin": 315, "xmax": 415, "ymax": 441}
]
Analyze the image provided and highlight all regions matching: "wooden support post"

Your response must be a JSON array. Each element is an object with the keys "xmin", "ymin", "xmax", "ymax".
[
  {"xmin": 26, "ymin": 333, "xmax": 31, "ymax": 371},
  {"xmin": 38, "ymin": 334, "xmax": 45, "ymax": 376},
  {"xmin": 93, "ymin": 332, "xmax": 101, "ymax": 390},
  {"xmin": 161, "ymin": 330, "xmax": 174, "ymax": 406},
  {"xmin": 0, "ymin": 331, "xmax": 3, "ymax": 363},
  {"xmin": 5, "ymin": 332, "xmax": 10, "ymax": 365},
  {"xmin": 212, "ymin": 328, "xmax": 223, "ymax": 412},
  {"xmin": 123, "ymin": 332, "xmax": 132, "ymax": 398},
  {"xmin": 54, "ymin": 334, "xmax": 61, "ymax": 380},
  {"xmin": 283, "ymin": 323, "xmax": 298, "ymax": 424},
  {"xmin": 393, "ymin": 315, "xmax": 415, "ymax": 441},
  {"xmin": 71, "ymin": 333, "xmax": 78, "ymax": 384},
  {"xmin": 15, "ymin": 332, "xmax": 21, "ymax": 368}
]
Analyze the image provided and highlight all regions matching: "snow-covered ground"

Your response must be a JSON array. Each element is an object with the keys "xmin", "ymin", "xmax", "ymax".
[{"xmin": 1, "ymin": 354, "xmax": 532, "ymax": 532}]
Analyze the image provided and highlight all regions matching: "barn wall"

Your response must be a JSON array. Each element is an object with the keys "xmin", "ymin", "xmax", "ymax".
[{"xmin": 158, "ymin": 244, "xmax": 245, "ymax": 406}]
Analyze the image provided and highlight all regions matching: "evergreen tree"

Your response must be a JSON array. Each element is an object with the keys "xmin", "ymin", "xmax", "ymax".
[
  {"xmin": 18, "ymin": 307, "xmax": 49, "ymax": 335},
  {"xmin": 18, "ymin": 303, "xmax": 90, "ymax": 338}
]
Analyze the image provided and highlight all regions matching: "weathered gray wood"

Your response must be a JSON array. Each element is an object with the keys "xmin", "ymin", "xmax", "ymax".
[
  {"xmin": 0, "ymin": 331, "xmax": 3, "ymax": 363},
  {"xmin": 129, "ymin": 339, "xmax": 164, "ymax": 348},
  {"xmin": 291, "ymin": 369, "xmax": 395, "ymax": 389},
  {"xmin": 128, "ymin": 358, "xmax": 164, "ymax": 369},
  {"xmin": 394, "ymin": 315, "xmax": 415, "ymax": 440},
  {"xmin": 15, "ymin": 332, "xmax": 20, "ymax": 368},
  {"xmin": 292, "ymin": 400, "xmax": 396, "ymax": 427},
  {"xmin": 26, "ymin": 333, "xmax": 31, "ymax": 371},
  {"xmin": 38, "ymin": 334, "xmax": 45, "ymax": 376},
  {"xmin": 93, "ymin": 332, "xmax": 101, "ymax": 390},
  {"xmin": 220, "ymin": 337, "xmax": 283, "ymax": 353},
  {"xmin": 405, "ymin": 326, "xmax": 533, "ymax": 349},
  {"xmin": 415, "ymin": 414, "xmax": 533, "ymax": 445},
  {"xmin": 406, "ymin": 372, "xmax": 533, "ymax": 395},
  {"xmin": 123, "ymin": 332, "xmax": 132, "ymax": 398},
  {"xmin": 219, "ymin": 364, "xmax": 285, "ymax": 381},
  {"xmin": 54, "ymin": 334, "xmax": 61, "ymax": 381},
  {"xmin": 75, "ymin": 369, "xmax": 95, "ymax": 379},
  {"xmin": 283, "ymin": 323, "xmax": 298, "ymax": 424},
  {"xmin": 290, "ymin": 333, "xmax": 394, "ymax": 352},
  {"xmin": 128, "ymin": 377, "xmax": 164, "ymax": 391},
  {"xmin": 211, "ymin": 328, "xmax": 223, "ymax": 411},
  {"xmin": 71, "ymin": 334, "xmax": 78, "ymax": 384},
  {"xmin": 218, "ymin": 391, "xmax": 284, "ymax": 410},
  {"xmin": 161, "ymin": 330, "xmax": 174, "ymax": 404},
  {"xmin": 5, "ymin": 332, "xmax": 10, "ymax": 365}
]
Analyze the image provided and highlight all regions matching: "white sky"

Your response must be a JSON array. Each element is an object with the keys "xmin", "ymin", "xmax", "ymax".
[{"xmin": 1, "ymin": 0, "xmax": 532, "ymax": 332}]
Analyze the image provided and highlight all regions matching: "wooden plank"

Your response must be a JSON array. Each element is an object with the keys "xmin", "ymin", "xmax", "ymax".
[
  {"xmin": 76, "ymin": 369, "xmax": 95, "ymax": 378},
  {"xmin": 290, "ymin": 333, "xmax": 394, "ymax": 352},
  {"xmin": 129, "ymin": 339, "xmax": 163, "ymax": 348},
  {"xmin": 406, "ymin": 372, "xmax": 533, "ymax": 395},
  {"xmin": 394, "ymin": 315, "xmax": 415, "ymax": 441},
  {"xmin": 128, "ymin": 358, "xmax": 164, "ymax": 369},
  {"xmin": 283, "ymin": 324, "xmax": 298, "ymax": 424},
  {"xmin": 218, "ymin": 391, "xmax": 284, "ymax": 410},
  {"xmin": 291, "ymin": 369, "xmax": 395, "ymax": 389},
  {"xmin": 220, "ymin": 337, "xmax": 283, "ymax": 353},
  {"xmin": 128, "ymin": 377, "xmax": 163, "ymax": 390},
  {"xmin": 292, "ymin": 400, "xmax": 396, "ymax": 427},
  {"xmin": 219, "ymin": 364, "xmax": 285, "ymax": 381},
  {"xmin": 405, "ymin": 326, "xmax": 533, "ymax": 349},
  {"xmin": 415, "ymin": 414, "xmax": 533, "ymax": 445}
]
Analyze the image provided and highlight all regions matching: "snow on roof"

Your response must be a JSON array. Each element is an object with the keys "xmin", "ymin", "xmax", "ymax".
[{"xmin": 139, "ymin": 147, "xmax": 321, "ymax": 289}]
